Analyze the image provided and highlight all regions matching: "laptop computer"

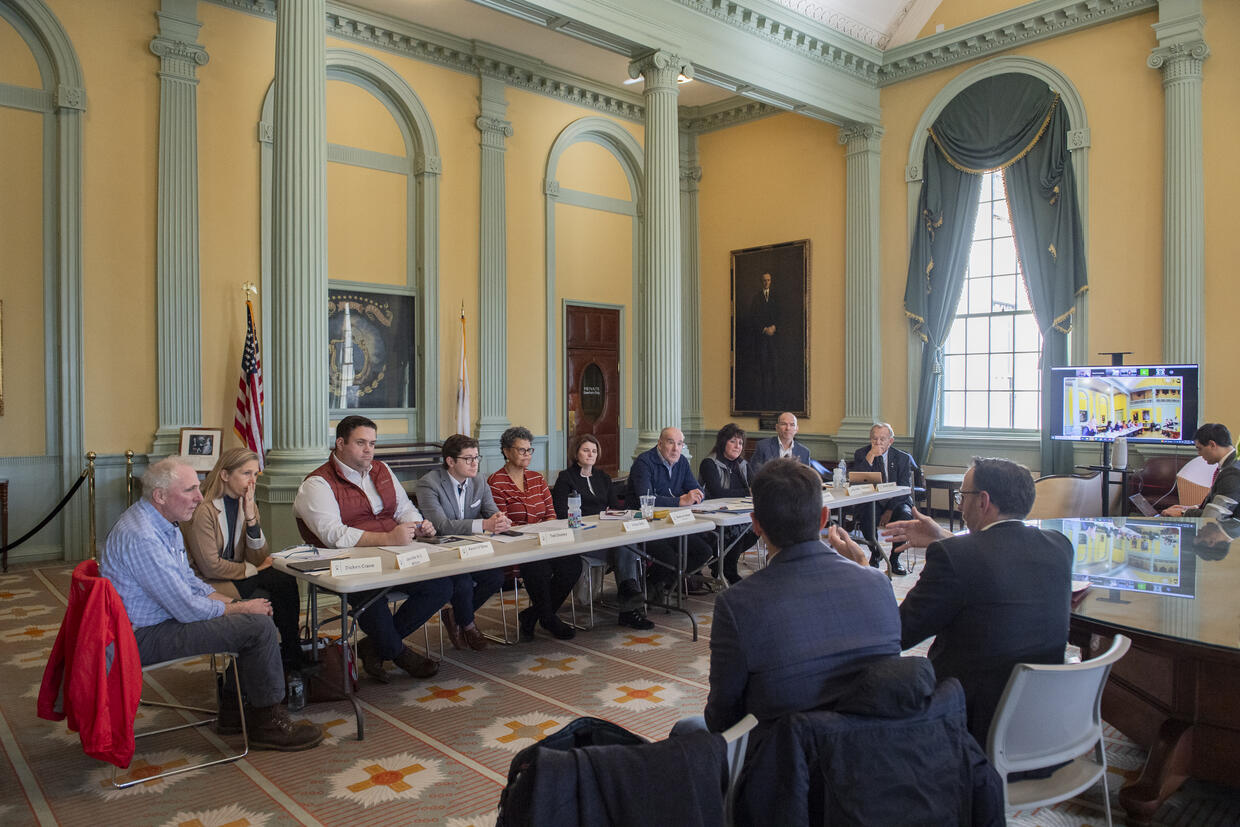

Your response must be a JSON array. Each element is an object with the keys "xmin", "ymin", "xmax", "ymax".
[
  {"xmin": 1129, "ymin": 492, "xmax": 1159, "ymax": 517},
  {"xmin": 847, "ymin": 471, "xmax": 882, "ymax": 484}
]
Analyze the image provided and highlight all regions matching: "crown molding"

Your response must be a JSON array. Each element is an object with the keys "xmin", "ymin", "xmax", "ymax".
[{"xmin": 679, "ymin": 97, "xmax": 782, "ymax": 134}]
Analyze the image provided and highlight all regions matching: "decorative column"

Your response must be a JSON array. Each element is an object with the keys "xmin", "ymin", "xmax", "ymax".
[
  {"xmin": 1149, "ymin": 4, "xmax": 1209, "ymax": 369},
  {"xmin": 835, "ymin": 123, "xmax": 884, "ymax": 446},
  {"xmin": 679, "ymin": 130, "xmax": 704, "ymax": 439},
  {"xmin": 263, "ymin": 0, "xmax": 328, "ymax": 478},
  {"xmin": 149, "ymin": 0, "xmax": 208, "ymax": 457},
  {"xmin": 476, "ymin": 75, "xmax": 513, "ymax": 473},
  {"xmin": 629, "ymin": 51, "xmax": 692, "ymax": 451}
]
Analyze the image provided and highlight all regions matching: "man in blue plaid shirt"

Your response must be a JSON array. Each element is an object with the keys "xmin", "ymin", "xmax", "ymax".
[{"xmin": 101, "ymin": 457, "xmax": 322, "ymax": 751}]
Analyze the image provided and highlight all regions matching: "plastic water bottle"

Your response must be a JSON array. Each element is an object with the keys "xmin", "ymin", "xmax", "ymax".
[
  {"xmin": 567, "ymin": 492, "xmax": 583, "ymax": 528},
  {"xmin": 834, "ymin": 460, "xmax": 846, "ymax": 488},
  {"xmin": 286, "ymin": 672, "xmax": 305, "ymax": 711}
]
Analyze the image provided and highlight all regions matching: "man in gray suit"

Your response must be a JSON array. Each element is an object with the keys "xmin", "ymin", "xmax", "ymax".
[
  {"xmin": 749, "ymin": 411, "xmax": 812, "ymax": 471},
  {"xmin": 414, "ymin": 434, "xmax": 510, "ymax": 650},
  {"xmin": 1161, "ymin": 422, "xmax": 1240, "ymax": 519}
]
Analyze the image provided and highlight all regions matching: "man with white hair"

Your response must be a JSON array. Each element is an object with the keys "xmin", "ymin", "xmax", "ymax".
[
  {"xmin": 852, "ymin": 423, "xmax": 916, "ymax": 575},
  {"xmin": 101, "ymin": 457, "xmax": 322, "ymax": 751}
]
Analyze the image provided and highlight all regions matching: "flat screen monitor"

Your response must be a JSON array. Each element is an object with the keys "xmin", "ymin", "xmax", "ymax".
[
  {"xmin": 1047, "ymin": 364, "xmax": 1198, "ymax": 445},
  {"xmin": 1061, "ymin": 517, "xmax": 1196, "ymax": 599}
]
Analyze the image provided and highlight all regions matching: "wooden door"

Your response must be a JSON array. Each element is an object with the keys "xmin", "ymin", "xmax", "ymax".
[{"xmin": 566, "ymin": 305, "xmax": 621, "ymax": 477}]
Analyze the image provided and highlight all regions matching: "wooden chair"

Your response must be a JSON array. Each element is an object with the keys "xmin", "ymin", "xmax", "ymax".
[{"xmin": 1027, "ymin": 473, "xmax": 1100, "ymax": 519}]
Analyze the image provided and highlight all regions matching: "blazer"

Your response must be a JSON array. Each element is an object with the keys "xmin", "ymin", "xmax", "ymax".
[
  {"xmin": 750, "ymin": 436, "xmax": 811, "ymax": 471},
  {"xmin": 626, "ymin": 446, "xmax": 703, "ymax": 509},
  {"xmin": 899, "ymin": 520, "xmax": 1074, "ymax": 743},
  {"xmin": 183, "ymin": 497, "xmax": 270, "ymax": 600},
  {"xmin": 852, "ymin": 444, "xmax": 915, "ymax": 511},
  {"xmin": 550, "ymin": 464, "xmax": 621, "ymax": 519},
  {"xmin": 414, "ymin": 467, "xmax": 500, "ymax": 535},
  {"xmin": 698, "ymin": 455, "xmax": 751, "ymax": 499},
  {"xmin": 705, "ymin": 539, "xmax": 902, "ymax": 732},
  {"xmin": 1186, "ymin": 448, "xmax": 1240, "ymax": 518}
]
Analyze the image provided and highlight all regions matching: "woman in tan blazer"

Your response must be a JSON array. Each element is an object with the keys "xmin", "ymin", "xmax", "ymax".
[{"xmin": 185, "ymin": 447, "xmax": 304, "ymax": 671}]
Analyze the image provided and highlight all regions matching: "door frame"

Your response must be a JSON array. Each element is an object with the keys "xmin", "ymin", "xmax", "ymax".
[{"xmin": 563, "ymin": 300, "xmax": 630, "ymax": 472}]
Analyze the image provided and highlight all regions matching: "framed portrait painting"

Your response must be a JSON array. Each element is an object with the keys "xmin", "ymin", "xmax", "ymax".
[
  {"xmin": 731, "ymin": 239, "xmax": 810, "ymax": 417},
  {"xmin": 179, "ymin": 427, "xmax": 222, "ymax": 473}
]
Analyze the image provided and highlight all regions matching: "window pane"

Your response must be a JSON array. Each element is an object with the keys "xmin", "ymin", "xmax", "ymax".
[
  {"xmin": 969, "ymin": 240, "xmax": 991, "ymax": 277},
  {"xmin": 944, "ymin": 320, "xmax": 965, "ymax": 355},
  {"xmin": 991, "ymin": 197, "xmax": 1011, "ymax": 237},
  {"xmin": 990, "ymin": 353, "xmax": 1013, "ymax": 391},
  {"xmin": 989, "ymin": 392, "xmax": 1012, "ymax": 429},
  {"xmin": 990, "ymin": 314, "xmax": 1014, "ymax": 352},
  {"xmin": 942, "ymin": 391, "xmax": 963, "ymax": 428},
  {"xmin": 1014, "ymin": 392, "xmax": 1040, "ymax": 429},
  {"xmin": 988, "ymin": 171, "xmax": 1003, "ymax": 201},
  {"xmin": 992, "ymin": 274, "xmax": 1016, "ymax": 311},
  {"xmin": 965, "ymin": 391, "xmax": 988, "ymax": 428},
  {"xmin": 965, "ymin": 354, "xmax": 989, "ymax": 390},
  {"xmin": 965, "ymin": 316, "xmax": 989, "ymax": 353},
  {"xmin": 968, "ymin": 277, "xmax": 992, "ymax": 313},
  {"xmin": 994, "ymin": 237, "xmax": 1018, "ymax": 275},
  {"xmin": 1014, "ymin": 353, "xmax": 1040, "ymax": 390},
  {"xmin": 943, "ymin": 354, "xmax": 966, "ymax": 390},
  {"xmin": 1015, "ymin": 314, "xmax": 1040, "ymax": 351},
  {"xmin": 1015, "ymin": 279, "xmax": 1032, "ymax": 311}
]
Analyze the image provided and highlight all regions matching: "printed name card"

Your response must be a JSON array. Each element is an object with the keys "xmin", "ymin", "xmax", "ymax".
[
  {"xmin": 622, "ymin": 518, "xmax": 651, "ymax": 532},
  {"xmin": 538, "ymin": 528, "xmax": 575, "ymax": 546},
  {"xmin": 668, "ymin": 509, "xmax": 696, "ymax": 526},
  {"xmin": 845, "ymin": 484, "xmax": 877, "ymax": 496},
  {"xmin": 459, "ymin": 541, "xmax": 495, "ymax": 560},
  {"xmin": 330, "ymin": 556, "xmax": 383, "ymax": 577},
  {"xmin": 822, "ymin": 489, "xmax": 835, "ymax": 501},
  {"xmin": 876, "ymin": 481, "xmax": 899, "ymax": 493},
  {"xmin": 393, "ymin": 548, "xmax": 430, "ymax": 569}
]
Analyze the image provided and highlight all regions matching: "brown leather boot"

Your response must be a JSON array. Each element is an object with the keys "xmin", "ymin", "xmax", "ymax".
[
  {"xmin": 393, "ymin": 645, "xmax": 439, "ymax": 679},
  {"xmin": 355, "ymin": 635, "xmax": 390, "ymax": 683},
  {"xmin": 246, "ymin": 704, "xmax": 324, "ymax": 751},
  {"xmin": 441, "ymin": 606, "xmax": 466, "ymax": 650}
]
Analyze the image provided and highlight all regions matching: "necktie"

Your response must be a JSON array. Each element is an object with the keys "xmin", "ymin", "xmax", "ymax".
[{"xmin": 1212, "ymin": 466, "xmax": 1220, "ymax": 488}]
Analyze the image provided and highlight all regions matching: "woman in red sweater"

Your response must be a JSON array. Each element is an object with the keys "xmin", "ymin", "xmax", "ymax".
[{"xmin": 488, "ymin": 426, "xmax": 580, "ymax": 640}]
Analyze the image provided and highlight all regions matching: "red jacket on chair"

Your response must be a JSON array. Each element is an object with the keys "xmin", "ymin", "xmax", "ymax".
[{"xmin": 37, "ymin": 559, "xmax": 143, "ymax": 768}]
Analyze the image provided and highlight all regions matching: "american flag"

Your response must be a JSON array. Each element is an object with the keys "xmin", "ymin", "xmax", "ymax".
[{"xmin": 233, "ymin": 301, "xmax": 265, "ymax": 468}]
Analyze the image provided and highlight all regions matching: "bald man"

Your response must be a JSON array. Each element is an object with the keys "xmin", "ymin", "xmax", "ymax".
[{"xmin": 751, "ymin": 412, "xmax": 811, "ymax": 471}]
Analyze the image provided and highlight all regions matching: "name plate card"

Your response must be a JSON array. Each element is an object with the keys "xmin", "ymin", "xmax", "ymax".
[
  {"xmin": 845, "ymin": 484, "xmax": 877, "ymax": 496},
  {"xmin": 330, "ymin": 557, "xmax": 383, "ymax": 577},
  {"xmin": 538, "ymin": 528, "xmax": 575, "ymax": 546},
  {"xmin": 876, "ymin": 481, "xmax": 900, "ymax": 493},
  {"xmin": 622, "ymin": 518, "xmax": 651, "ymax": 532},
  {"xmin": 393, "ymin": 548, "xmax": 430, "ymax": 570},
  {"xmin": 668, "ymin": 509, "xmax": 696, "ymax": 526},
  {"xmin": 459, "ymin": 541, "xmax": 495, "ymax": 560},
  {"xmin": 822, "ymin": 489, "xmax": 835, "ymax": 501}
]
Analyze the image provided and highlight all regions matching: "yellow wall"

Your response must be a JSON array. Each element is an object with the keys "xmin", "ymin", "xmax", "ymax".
[{"xmin": 697, "ymin": 112, "xmax": 847, "ymax": 433}]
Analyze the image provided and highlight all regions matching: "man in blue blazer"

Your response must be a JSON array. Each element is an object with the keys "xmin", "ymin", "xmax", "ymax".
[
  {"xmin": 851, "ymin": 422, "xmax": 916, "ymax": 574},
  {"xmin": 749, "ymin": 412, "xmax": 811, "ymax": 471},
  {"xmin": 704, "ymin": 459, "xmax": 901, "ymax": 732},
  {"xmin": 626, "ymin": 427, "xmax": 714, "ymax": 596}
]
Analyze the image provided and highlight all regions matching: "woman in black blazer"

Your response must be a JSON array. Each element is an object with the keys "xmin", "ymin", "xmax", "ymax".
[
  {"xmin": 551, "ymin": 434, "xmax": 652, "ymax": 629},
  {"xmin": 699, "ymin": 423, "xmax": 757, "ymax": 584}
]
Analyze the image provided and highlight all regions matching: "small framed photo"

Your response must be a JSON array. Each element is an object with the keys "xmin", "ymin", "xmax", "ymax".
[{"xmin": 179, "ymin": 427, "xmax": 222, "ymax": 472}]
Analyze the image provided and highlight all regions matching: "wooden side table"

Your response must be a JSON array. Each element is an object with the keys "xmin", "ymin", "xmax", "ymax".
[
  {"xmin": 1, "ymin": 478, "xmax": 8, "ymax": 572},
  {"xmin": 924, "ymin": 473, "xmax": 965, "ymax": 530}
]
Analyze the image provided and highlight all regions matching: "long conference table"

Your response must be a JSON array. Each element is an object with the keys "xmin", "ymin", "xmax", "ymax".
[
  {"xmin": 273, "ymin": 512, "xmax": 715, "ymax": 739},
  {"xmin": 1043, "ymin": 515, "xmax": 1240, "ymax": 825}
]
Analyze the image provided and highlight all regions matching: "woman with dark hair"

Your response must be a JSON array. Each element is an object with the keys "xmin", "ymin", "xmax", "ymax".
[
  {"xmin": 699, "ymin": 423, "xmax": 756, "ymax": 584},
  {"xmin": 488, "ymin": 426, "xmax": 580, "ymax": 640},
  {"xmin": 552, "ymin": 434, "xmax": 653, "ymax": 630}
]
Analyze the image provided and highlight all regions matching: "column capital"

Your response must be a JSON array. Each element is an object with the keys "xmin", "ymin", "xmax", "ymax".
[
  {"xmin": 150, "ymin": 35, "xmax": 209, "ymax": 68},
  {"xmin": 679, "ymin": 162, "xmax": 702, "ymax": 193},
  {"xmin": 628, "ymin": 51, "xmax": 693, "ymax": 88},
  {"xmin": 837, "ymin": 122, "xmax": 884, "ymax": 153},
  {"xmin": 476, "ymin": 115, "xmax": 514, "ymax": 149},
  {"xmin": 1147, "ymin": 40, "xmax": 1210, "ymax": 80}
]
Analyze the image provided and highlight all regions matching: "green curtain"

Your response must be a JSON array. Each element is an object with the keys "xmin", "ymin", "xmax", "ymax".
[{"xmin": 904, "ymin": 74, "xmax": 1088, "ymax": 473}]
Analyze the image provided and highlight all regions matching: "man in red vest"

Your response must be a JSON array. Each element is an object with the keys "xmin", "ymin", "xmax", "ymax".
[{"xmin": 294, "ymin": 415, "xmax": 452, "ymax": 682}]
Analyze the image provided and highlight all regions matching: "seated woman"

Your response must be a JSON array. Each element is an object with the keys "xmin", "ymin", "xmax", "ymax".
[
  {"xmin": 184, "ymin": 447, "xmax": 305, "ymax": 671},
  {"xmin": 488, "ymin": 426, "xmax": 579, "ymax": 640},
  {"xmin": 698, "ymin": 423, "xmax": 756, "ymax": 584},
  {"xmin": 551, "ymin": 434, "xmax": 653, "ymax": 630}
]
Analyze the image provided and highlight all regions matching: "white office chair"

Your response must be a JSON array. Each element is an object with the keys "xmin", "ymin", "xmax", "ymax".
[
  {"xmin": 722, "ymin": 712, "xmax": 758, "ymax": 825},
  {"xmin": 986, "ymin": 634, "xmax": 1131, "ymax": 825}
]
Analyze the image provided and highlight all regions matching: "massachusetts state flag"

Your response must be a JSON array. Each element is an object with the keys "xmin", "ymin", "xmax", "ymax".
[
  {"xmin": 456, "ymin": 310, "xmax": 470, "ymax": 436},
  {"xmin": 233, "ymin": 301, "xmax": 265, "ymax": 468}
]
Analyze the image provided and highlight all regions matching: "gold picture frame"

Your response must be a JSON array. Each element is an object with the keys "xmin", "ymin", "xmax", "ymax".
[{"xmin": 0, "ymin": 300, "xmax": 4, "ymax": 416}]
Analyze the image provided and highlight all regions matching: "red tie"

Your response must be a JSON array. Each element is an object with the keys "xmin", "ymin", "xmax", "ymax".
[{"xmin": 1212, "ymin": 466, "xmax": 1221, "ymax": 487}]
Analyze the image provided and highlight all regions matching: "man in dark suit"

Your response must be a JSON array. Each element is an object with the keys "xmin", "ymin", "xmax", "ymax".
[
  {"xmin": 414, "ymin": 434, "xmax": 510, "ymax": 650},
  {"xmin": 852, "ymin": 422, "xmax": 916, "ymax": 574},
  {"xmin": 1161, "ymin": 422, "xmax": 1240, "ymax": 519},
  {"xmin": 704, "ymin": 459, "xmax": 901, "ymax": 732},
  {"xmin": 884, "ymin": 457, "xmax": 1073, "ymax": 745},
  {"xmin": 749, "ymin": 271, "xmax": 779, "ymax": 405},
  {"xmin": 750, "ymin": 411, "xmax": 812, "ymax": 471}
]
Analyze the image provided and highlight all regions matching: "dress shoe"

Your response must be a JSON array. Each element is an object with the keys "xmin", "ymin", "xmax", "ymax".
[
  {"xmin": 246, "ymin": 704, "xmax": 324, "ymax": 751},
  {"xmin": 618, "ymin": 609, "xmax": 654, "ymax": 630},
  {"xmin": 518, "ymin": 607, "xmax": 537, "ymax": 642},
  {"xmin": 441, "ymin": 606, "xmax": 466, "ymax": 650},
  {"xmin": 355, "ymin": 636, "xmax": 390, "ymax": 684},
  {"xmin": 890, "ymin": 554, "xmax": 908, "ymax": 576},
  {"xmin": 540, "ymin": 615, "xmax": 576, "ymax": 640},
  {"xmin": 462, "ymin": 624, "xmax": 488, "ymax": 651},
  {"xmin": 393, "ymin": 645, "xmax": 440, "ymax": 679}
]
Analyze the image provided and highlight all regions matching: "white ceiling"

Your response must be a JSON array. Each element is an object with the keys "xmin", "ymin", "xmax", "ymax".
[{"xmin": 348, "ymin": 0, "xmax": 941, "ymax": 108}]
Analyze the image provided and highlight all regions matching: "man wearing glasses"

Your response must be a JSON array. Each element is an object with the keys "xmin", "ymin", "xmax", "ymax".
[
  {"xmin": 882, "ymin": 457, "xmax": 1073, "ymax": 746},
  {"xmin": 294, "ymin": 415, "xmax": 451, "ymax": 683},
  {"xmin": 415, "ymin": 434, "xmax": 510, "ymax": 650}
]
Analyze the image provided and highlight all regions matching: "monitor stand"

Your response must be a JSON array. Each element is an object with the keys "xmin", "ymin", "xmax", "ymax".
[{"xmin": 1100, "ymin": 441, "xmax": 1112, "ymax": 469}]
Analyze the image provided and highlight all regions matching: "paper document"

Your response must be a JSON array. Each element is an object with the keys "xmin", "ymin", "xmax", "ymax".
[
  {"xmin": 515, "ymin": 519, "xmax": 570, "ymax": 534},
  {"xmin": 271, "ymin": 546, "xmax": 348, "ymax": 560}
]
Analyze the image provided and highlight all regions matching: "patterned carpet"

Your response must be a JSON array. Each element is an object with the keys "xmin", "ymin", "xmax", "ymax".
[{"xmin": 2, "ymin": 552, "xmax": 1238, "ymax": 826}]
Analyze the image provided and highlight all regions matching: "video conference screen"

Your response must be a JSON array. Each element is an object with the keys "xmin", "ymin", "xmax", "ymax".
[
  {"xmin": 1063, "ymin": 518, "xmax": 1195, "ymax": 599},
  {"xmin": 1047, "ymin": 364, "xmax": 1198, "ymax": 445}
]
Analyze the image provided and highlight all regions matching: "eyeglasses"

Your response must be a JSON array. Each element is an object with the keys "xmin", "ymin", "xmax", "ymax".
[
  {"xmin": 953, "ymin": 489, "xmax": 982, "ymax": 505},
  {"xmin": 454, "ymin": 454, "xmax": 481, "ymax": 464},
  {"xmin": 513, "ymin": 447, "xmax": 535, "ymax": 456}
]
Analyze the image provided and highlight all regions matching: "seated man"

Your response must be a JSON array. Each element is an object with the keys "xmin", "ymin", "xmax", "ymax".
[
  {"xmin": 749, "ymin": 411, "xmax": 811, "ymax": 471},
  {"xmin": 101, "ymin": 457, "xmax": 322, "ymax": 751},
  {"xmin": 705, "ymin": 459, "xmax": 901, "ymax": 731},
  {"xmin": 884, "ymin": 457, "xmax": 1073, "ymax": 745},
  {"xmin": 626, "ymin": 427, "xmax": 714, "ymax": 598},
  {"xmin": 1162, "ymin": 422, "xmax": 1240, "ymax": 519},
  {"xmin": 414, "ymin": 434, "xmax": 509, "ymax": 650},
  {"xmin": 851, "ymin": 422, "xmax": 916, "ymax": 575},
  {"xmin": 294, "ymin": 415, "xmax": 452, "ymax": 683}
]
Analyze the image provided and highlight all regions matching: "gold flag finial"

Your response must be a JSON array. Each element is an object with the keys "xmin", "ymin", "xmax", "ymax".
[{"xmin": 242, "ymin": 282, "xmax": 258, "ymax": 302}]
